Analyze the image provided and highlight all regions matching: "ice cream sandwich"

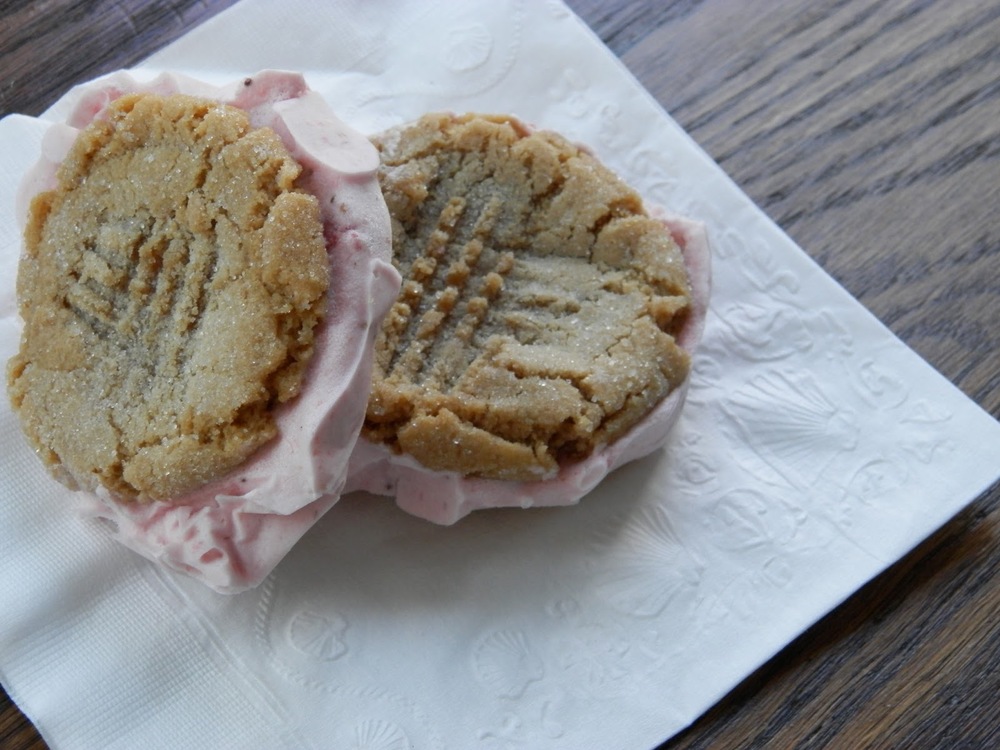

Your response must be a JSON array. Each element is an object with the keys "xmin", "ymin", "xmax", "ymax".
[
  {"xmin": 346, "ymin": 113, "xmax": 710, "ymax": 524},
  {"xmin": 7, "ymin": 71, "xmax": 400, "ymax": 591}
]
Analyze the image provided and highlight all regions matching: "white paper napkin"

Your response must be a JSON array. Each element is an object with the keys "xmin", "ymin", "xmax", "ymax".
[{"xmin": 2, "ymin": 1, "xmax": 999, "ymax": 749}]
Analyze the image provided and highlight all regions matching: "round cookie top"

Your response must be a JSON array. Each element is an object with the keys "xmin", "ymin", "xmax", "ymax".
[
  {"xmin": 365, "ymin": 113, "xmax": 693, "ymax": 481},
  {"xmin": 8, "ymin": 92, "xmax": 329, "ymax": 502}
]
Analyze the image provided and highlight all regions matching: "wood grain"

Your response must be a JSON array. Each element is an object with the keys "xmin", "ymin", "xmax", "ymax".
[
  {"xmin": 1, "ymin": 1, "xmax": 998, "ymax": 748},
  {"xmin": 0, "ymin": 0, "xmax": 232, "ymax": 118}
]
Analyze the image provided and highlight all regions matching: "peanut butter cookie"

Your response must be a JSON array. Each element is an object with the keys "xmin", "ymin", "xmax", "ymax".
[
  {"xmin": 365, "ymin": 113, "xmax": 692, "ymax": 481},
  {"xmin": 8, "ymin": 92, "xmax": 329, "ymax": 501}
]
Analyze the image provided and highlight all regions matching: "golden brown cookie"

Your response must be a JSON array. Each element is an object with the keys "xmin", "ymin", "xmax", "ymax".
[
  {"xmin": 364, "ymin": 113, "xmax": 692, "ymax": 481},
  {"xmin": 7, "ymin": 92, "xmax": 329, "ymax": 501}
]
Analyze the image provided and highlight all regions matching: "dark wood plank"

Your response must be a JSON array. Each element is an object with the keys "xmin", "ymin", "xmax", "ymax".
[
  {"xmin": 1, "ymin": 1, "xmax": 998, "ymax": 748},
  {"xmin": 0, "ymin": 699, "xmax": 42, "ymax": 750},
  {"xmin": 0, "ymin": 0, "xmax": 232, "ymax": 118}
]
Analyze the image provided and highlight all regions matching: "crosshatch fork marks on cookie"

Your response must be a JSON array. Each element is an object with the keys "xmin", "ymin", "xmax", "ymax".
[
  {"xmin": 8, "ymin": 92, "xmax": 329, "ymax": 501},
  {"xmin": 65, "ymin": 215, "xmax": 219, "ymax": 382},
  {"xmin": 364, "ymin": 113, "xmax": 693, "ymax": 480},
  {"xmin": 380, "ymin": 192, "xmax": 514, "ymax": 389}
]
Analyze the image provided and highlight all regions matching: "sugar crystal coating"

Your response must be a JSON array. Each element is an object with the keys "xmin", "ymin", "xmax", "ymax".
[
  {"xmin": 8, "ymin": 93, "xmax": 329, "ymax": 501},
  {"xmin": 365, "ymin": 113, "xmax": 692, "ymax": 480}
]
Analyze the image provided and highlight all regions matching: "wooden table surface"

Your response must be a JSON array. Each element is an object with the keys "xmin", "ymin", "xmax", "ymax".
[{"xmin": 2, "ymin": 1, "xmax": 998, "ymax": 748}]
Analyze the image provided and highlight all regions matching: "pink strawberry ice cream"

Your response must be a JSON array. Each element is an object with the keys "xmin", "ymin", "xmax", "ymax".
[
  {"xmin": 17, "ymin": 71, "xmax": 400, "ymax": 592},
  {"xmin": 345, "ymin": 213, "xmax": 711, "ymax": 525}
]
